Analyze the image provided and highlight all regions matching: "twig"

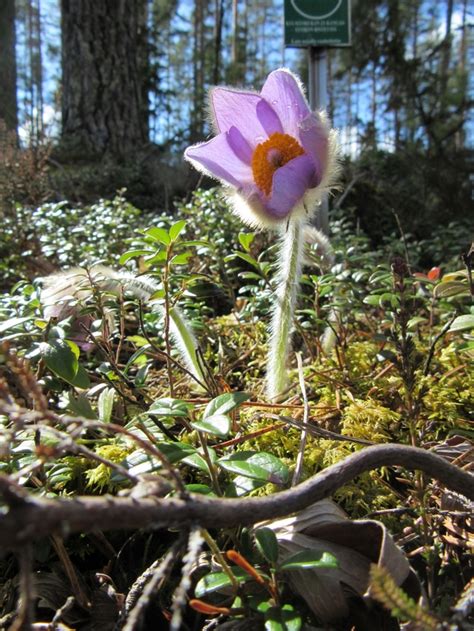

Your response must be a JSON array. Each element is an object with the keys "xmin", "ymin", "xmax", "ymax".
[
  {"xmin": 170, "ymin": 526, "xmax": 203, "ymax": 631},
  {"xmin": 52, "ymin": 596, "xmax": 76, "ymax": 626},
  {"xmin": 118, "ymin": 536, "xmax": 185, "ymax": 631},
  {"xmin": 423, "ymin": 314, "xmax": 458, "ymax": 376},
  {"xmin": 0, "ymin": 474, "xmax": 33, "ymax": 507},
  {"xmin": 0, "ymin": 401, "xmax": 188, "ymax": 497},
  {"xmin": 265, "ymin": 413, "xmax": 374, "ymax": 446},
  {"xmin": 0, "ymin": 444, "xmax": 472, "ymax": 548},
  {"xmin": 333, "ymin": 173, "xmax": 361, "ymax": 210},
  {"xmin": 50, "ymin": 535, "xmax": 90, "ymax": 610},
  {"xmin": 10, "ymin": 545, "xmax": 34, "ymax": 631},
  {"xmin": 138, "ymin": 302, "xmax": 209, "ymax": 392},
  {"xmin": 292, "ymin": 353, "xmax": 309, "ymax": 486}
]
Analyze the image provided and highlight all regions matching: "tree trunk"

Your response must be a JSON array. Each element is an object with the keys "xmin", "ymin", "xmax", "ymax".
[
  {"xmin": 213, "ymin": 0, "xmax": 224, "ymax": 84},
  {"xmin": 27, "ymin": 0, "xmax": 44, "ymax": 144},
  {"xmin": 191, "ymin": 0, "xmax": 206, "ymax": 140},
  {"xmin": 439, "ymin": 0, "xmax": 453, "ymax": 117},
  {"xmin": 60, "ymin": 0, "xmax": 149, "ymax": 159},
  {"xmin": 231, "ymin": 0, "xmax": 238, "ymax": 66},
  {"xmin": 0, "ymin": 0, "xmax": 18, "ymax": 135}
]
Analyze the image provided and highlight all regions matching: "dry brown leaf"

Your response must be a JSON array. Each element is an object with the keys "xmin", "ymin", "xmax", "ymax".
[{"xmin": 259, "ymin": 499, "xmax": 421, "ymax": 625}]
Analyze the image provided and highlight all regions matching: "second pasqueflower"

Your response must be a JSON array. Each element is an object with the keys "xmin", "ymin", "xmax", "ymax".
[{"xmin": 185, "ymin": 68, "xmax": 338, "ymax": 229}]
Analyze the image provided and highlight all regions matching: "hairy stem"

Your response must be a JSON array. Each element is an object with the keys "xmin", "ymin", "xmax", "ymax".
[{"xmin": 267, "ymin": 218, "xmax": 306, "ymax": 401}]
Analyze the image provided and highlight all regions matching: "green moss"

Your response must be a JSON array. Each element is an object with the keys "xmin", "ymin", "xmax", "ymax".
[
  {"xmin": 85, "ymin": 444, "xmax": 130, "ymax": 491},
  {"xmin": 341, "ymin": 399, "xmax": 399, "ymax": 442}
]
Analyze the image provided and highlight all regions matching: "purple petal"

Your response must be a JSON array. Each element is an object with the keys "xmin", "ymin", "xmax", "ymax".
[
  {"xmin": 261, "ymin": 69, "xmax": 311, "ymax": 139},
  {"xmin": 256, "ymin": 99, "xmax": 283, "ymax": 137},
  {"xmin": 265, "ymin": 154, "xmax": 316, "ymax": 219},
  {"xmin": 227, "ymin": 126, "xmax": 253, "ymax": 164},
  {"xmin": 299, "ymin": 113, "xmax": 329, "ymax": 180},
  {"xmin": 185, "ymin": 133, "xmax": 253, "ymax": 189},
  {"xmin": 211, "ymin": 88, "xmax": 282, "ymax": 147}
]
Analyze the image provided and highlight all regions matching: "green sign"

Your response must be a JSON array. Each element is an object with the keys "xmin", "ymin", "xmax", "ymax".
[{"xmin": 284, "ymin": 0, "xmax": 351, "ymax": 48}]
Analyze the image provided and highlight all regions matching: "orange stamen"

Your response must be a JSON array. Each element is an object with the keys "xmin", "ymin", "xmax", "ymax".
[{"xmin": 251, "ymin": 132, "xmax": 305, "ymax": 196}]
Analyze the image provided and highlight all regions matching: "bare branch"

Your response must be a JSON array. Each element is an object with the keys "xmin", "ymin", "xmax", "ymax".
[{"xmin": 0, "ymin": 444, "xmax": 472, "ymax": 549}]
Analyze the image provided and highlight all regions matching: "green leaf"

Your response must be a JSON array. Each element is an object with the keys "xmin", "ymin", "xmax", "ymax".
[
  {"xmin": 119, "ymin": 249, "xmax": 151, "ymax": 265},
  {"xmin": 434, "ymin": 281, "xmax": 469, "ymax": 298},
  {"xmin": 264, "ymin": 604, "xmax": 302, "ymax": 631},
  {"xmin": 449, "ymin": 314, "xmax": 474, "ymax": 332},
  {"xmin": 255, "ymin": 528, "xmax": 279, "ymax": 564},
  {"xmin": 148, "ymin": 289, "xmax": 166, "ymax": 300},
  {"xmin": 238, "ymin": 232, "xmax": 255, "ymax": 252},
  {"xmin": 144, "ymin": 226, "xmax": 171, "ymax": 245},
  {"xmin": 64, "ymin": 392, "xmax": 97, "ymax": 419},
  {"xmin": 280, "ymin": 550, "xmax": 338, "ymax": 571},
  {"xmin": 407, "ymin": 316, "xmax": 427, "ymax": 330},
  {"xmin": 134, "ymin": 363, "xmax": 150, "ymax": 387},
  {"xmin": 65, "ymin": 340, "xmax": 80, "ymax": 360},
  {"xmin": 231, "ymin": 251, "xmax": 261, "ymax": 270},
  {"xmin": 148, "ymin": 398, "xmax": 192, "ymax": 418},
  {"xmin": 127, "ymin": 335, "xmax": 149, "ymax": 347},
  {"xmin": 185, "ymin": 484, "xmax": 215, "ymax": 495},
  {"xmin": 379, "ymin": 292, "xmax": 400, "ymax": 308},
  {"xmin": 144, "ymin": 250, "xmax": 167, "ymax": 264},
  {"xmin": 121, "ymin": 442, "xmax": 196, "ymax": 477},
  {"xmin": 124, "ymin": 346, "xmax": 148, "ymax": 371},
  {"xmin": 155, "ymin": 441, "xmax": 197, "ymax": 462},
  {"xmin": 169, "ymin": 220, "xmax": 187, "ymax": 241},
  {"xmin": 180, "ymin": 240, "xmax": 210, "ymax": 248},
  {"xmin": 194, "ymin": 569, "xmax": 248, "ymax": 597},
  {"xmin": 70, "ymin": 364, "xmax": 91, "ymax": 388},
  {"xmin": 218, "ymin": 451, "xmax": 289, "ymax": 485},
  {"xmin": 0, "ymin": 316, "xmax": 34, "ymax": 334},
  {"xmin": 40, "ymin": 340, "xmax": 89, "ymax": 387},
  {"xmin": 121, "ymin": 450, "xmax": 157, "ymax": 477},
  {"xmin": 369, "ymin": 270, "xmax": 392, "ymax": 284},
  {"xmin": 182, "ymin": 447, "xmax": 217, "ymax": 474},
  {"xmin": 228, "ymin": 475, "xmax": 265, "ymax": 497},
  {"xmin": 170, "ymin": 251, "xmax": 192, "ymax": 266},
  {"xmin": 203, "ymin": 392, "xmax": 250, "ymax": 419},
  {"xmin": 40, "ymin": 340, "xmax": 77, "ymax": 381},
  {"xmin": 191, "ymin": 414, "xmax": 231, "ymax": 437},
  {"xmin": 240, "ymin": 271, "xmax": 263, "ymax": 281},
  {"xmin": 363, "ymin": 294, "xmax": 383, "ymax": 307},
  {"xmin": 98, "ymin": 387, "xmax": 115, "ymax": 423}
]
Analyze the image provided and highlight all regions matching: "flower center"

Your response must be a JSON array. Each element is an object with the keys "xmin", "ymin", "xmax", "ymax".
[{"xmin": 251, "ymin": 132, "xmax": 305, "ymax": 196}]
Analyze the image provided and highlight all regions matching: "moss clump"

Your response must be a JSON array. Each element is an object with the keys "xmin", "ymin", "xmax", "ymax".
[{"xmin": 85, "ymin": 444, "xmax": 130, "ymax": 491}]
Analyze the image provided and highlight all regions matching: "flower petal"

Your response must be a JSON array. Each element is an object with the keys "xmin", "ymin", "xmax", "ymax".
[
  {"xmin": 256, "ymin": 99, "xmax": 283, "ymax": 137},
  {"xmin": 185, "ymin": 133, "xmax": 253, "ymax": 189},
  {"xmin": 211, "ymin": 88, "xmax": 282, "ymax": 147},
  {"xmin": 227, "ymin": 126, "xmax": 253, "ymax": 164},
  {"xmin": 299, "ymin": 113, "xmax": 329, "ymax": 180},
  {"xmin": 265, "ymin": 154, "xmax": 316, "ymax": 219},
  {"xmin": 261, "ymin": 69, "xmax": 311, "ymax": 139}
]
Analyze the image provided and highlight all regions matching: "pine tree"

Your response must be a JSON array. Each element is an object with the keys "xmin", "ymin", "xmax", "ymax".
[
  {"xmin": 0, "ymin": 0, "xmax": 18, "ymax": 135},
  {"xmin": 60, "ymin": 0, "xmax": 149, "ymax": 158}
]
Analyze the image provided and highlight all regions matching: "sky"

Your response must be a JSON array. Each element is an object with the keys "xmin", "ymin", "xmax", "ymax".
[{"xmin": 15, "ymin": 0, "xmax": 473, "ymax": 152}]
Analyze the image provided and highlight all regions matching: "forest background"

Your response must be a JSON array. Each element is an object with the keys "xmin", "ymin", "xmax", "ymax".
[{"xmin": 1, "ymin": 0, "xmax": 473, "ymax": 246}]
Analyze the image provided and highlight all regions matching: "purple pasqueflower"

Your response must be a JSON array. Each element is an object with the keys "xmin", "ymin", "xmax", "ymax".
[{"xmin": 184, "ymin": 68, "xmax": 338, "ymax": 228}]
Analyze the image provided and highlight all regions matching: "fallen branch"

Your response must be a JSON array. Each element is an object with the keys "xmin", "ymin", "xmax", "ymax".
[{"xmin": 0, "ymin": 444, "xmax": 472, "ymax": 549}]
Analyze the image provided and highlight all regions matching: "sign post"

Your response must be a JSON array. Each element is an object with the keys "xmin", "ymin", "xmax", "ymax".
[
  {"xmin": 284, "ymin": 0, "xmax": 351, "ymax": 234},
  {"xmin": 308, "ymin": 46, "xmax": 329, "ymax": 233}
]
